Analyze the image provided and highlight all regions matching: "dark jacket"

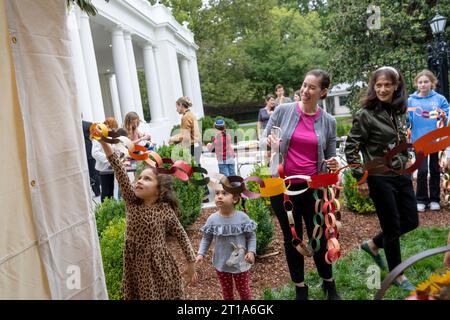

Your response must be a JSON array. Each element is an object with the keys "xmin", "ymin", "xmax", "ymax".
[
  {"xmin": 344, "ymin": 102, "xmax": 409, "ymax": 180},
  {"xmin": 82, "ymin": 120, "xmax": 94, "ymax": 161}
]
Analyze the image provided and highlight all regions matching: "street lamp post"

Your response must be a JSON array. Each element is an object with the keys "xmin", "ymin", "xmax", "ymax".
[{"xmin": 427, "ymin": 14, "xmax": 449, "ymax": 101}]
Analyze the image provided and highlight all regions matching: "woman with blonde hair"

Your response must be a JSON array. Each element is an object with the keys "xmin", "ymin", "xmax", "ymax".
[{"xmin": 123, "ymin": 111, "xmax": 152, "ymax": 147}]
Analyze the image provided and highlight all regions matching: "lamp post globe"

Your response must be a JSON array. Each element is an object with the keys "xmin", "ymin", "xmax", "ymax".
[{"xmin": 428, "ymin": 13, "xmax": 449, "ymax": 100}]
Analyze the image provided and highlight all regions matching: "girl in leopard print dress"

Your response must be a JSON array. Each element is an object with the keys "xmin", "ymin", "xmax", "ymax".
[{"xmin": 97, "ymin": 139, "xmax": 197, "ymax": 300}]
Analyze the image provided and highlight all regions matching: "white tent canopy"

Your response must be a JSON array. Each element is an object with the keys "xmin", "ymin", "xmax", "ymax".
[{"xmin": 0, "ymin": 0, "xmax": 107, "ymax": 299}]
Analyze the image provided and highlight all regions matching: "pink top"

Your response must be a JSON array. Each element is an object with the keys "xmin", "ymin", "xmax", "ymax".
[{"xmin": 284, "ymin": 104, "xmax": 320, "ymax": 183}]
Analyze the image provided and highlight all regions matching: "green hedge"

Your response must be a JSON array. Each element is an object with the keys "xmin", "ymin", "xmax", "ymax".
[
  {"xmin": 241, "ymin": 164, "xmax": 275, "ymax": 255},
  {"xmin": 342, "ymin": 170, "xmax": 375, "ymax": 214},
  {"xmin": 336, "ymin": 120, "xmax": 352, "ymax": 137},
  {"xmin": 100, "ymin": 217, "xmax": 125, "ymax": 300},
  {"xmin": 245, "ymin": 198, "xmax": 274, "ymax": 255},
  {"xmin": 95, "ymin": 197, "xmax": 125, "ymax": 237}
]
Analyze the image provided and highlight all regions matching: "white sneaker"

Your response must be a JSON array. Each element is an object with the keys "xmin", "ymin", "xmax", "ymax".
[
  {"xmin": 429, "ymin": 202, "xmax": 441, "ymax": 211},
  {"xmin": 417, "ymin": 203, "xmax": 426, "ymax": 212}
]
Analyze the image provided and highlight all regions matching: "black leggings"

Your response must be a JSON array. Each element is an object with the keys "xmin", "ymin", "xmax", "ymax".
[
  {"xmin": 416, "ymin": 153, "xmax": 440, "ymax": 204},
  {"xmin": 367, "ymin": 174, "xmax": 419, "ymax": 271},
  {"xmin": 270, "ymin": 183, "xmax": 332, "ymax": 283}
]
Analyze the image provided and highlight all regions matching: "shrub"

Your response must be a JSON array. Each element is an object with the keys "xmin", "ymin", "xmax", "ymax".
[
  {"xmin": 100, "ymin": 217, "xmax": 126, "ymax": 300},
  {"xmin": 247, "ymin": 164, "xmax": 273, "ymax": 208},
  {"xmin": 237, "ymin": 164, "xmax": 275, "ymax": 255},
  {"xmin": 135, "ymin": 144, "xmax": 205, "ymax": 228},
  {"xmin": 342, "ymin": 170, "xmax": 375, "ymax": 214},
  {"xmin": 336, "ymin": 120, "xmax": 352, "ymax": 137},
  {"xmin": 245, "ymin": 198, "xmax": 274, "ymax": 255},
  {"xmin": 94, "ymin": 197, "xmax": 125, "ymax": 237}
]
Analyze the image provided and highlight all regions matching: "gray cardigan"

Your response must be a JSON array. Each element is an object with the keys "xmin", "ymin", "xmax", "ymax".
[{"xmin": 262, "ymin": 102, "xmax": 337, "ymax": 174}]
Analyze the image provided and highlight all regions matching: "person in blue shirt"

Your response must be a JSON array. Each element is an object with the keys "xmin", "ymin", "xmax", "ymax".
[{"xmin": 407, "ymin": 69, "xmax": 449, "ymax": 212}]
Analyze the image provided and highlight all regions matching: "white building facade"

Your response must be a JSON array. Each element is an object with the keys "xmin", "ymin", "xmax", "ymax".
[{"xmin": 69, "ymin": 0, "xmax": 204, "ymax": 144}]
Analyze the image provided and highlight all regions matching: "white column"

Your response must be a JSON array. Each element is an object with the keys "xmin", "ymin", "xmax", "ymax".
[
  {"xmin": 78, "ymin": 11, "xmax": 105, "ymax": 122},
  {"xmin": 188, "ymin": 56, "xmax": 204, "ymax": 118},
  {"xmin": 143, "ymin": 43, "xmax": 164, "ymax": 123},
  {"xmin": 180, "ymin": 57, "xmax": 193, "ymax": 102},
  {"xmin": 108, "ymin": 74, "xmax": 122, "ymax": 125},
  {"xmin": 154, "ymin": 40, "xmax": 183, "ymax": 124},
  {"xmin": 67, "ymin": 9, "xmax": 93, "ymax": 121},
  {"xmin": 111, "ymin": 25, "xmax": 134, "ymax": 121},
  {"xmin": 124, "ymin": 31, "xmax": 144, "ymax": 120}
]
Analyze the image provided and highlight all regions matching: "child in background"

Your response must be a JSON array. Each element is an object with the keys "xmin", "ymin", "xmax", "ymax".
[
  {"xmin": 407, "ymin": 69, "xmax": 449, "ymax": 212},
  {"xmin": 196, "ymin": 187, "xmax": 257, "ymax": 300},
  {"xmin": 123, "ymin": 111, "xmax": 153, "ymax": 149},
  {"xmin": 207, "ymin": 119, "xmax": 236, "ymax": 177},
  {"xmin": 94, "ymin": 134, "xmax": 197, "ymax": 300}
]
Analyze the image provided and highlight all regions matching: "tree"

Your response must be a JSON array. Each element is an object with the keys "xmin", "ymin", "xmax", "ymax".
[
  {"xmin": 278, "ymin": 0, "xmax": 327, "ymax": 14},
  {"xmin": 243, "ymin": 7, "xmax": 327, "ymax": 99},
  {"xmin": 322, "ymin": 0, "xmax": 450, "ymax": 112},
  {"xmin": 151, "ymin": 0, "xmax": 327, "ymax": 105}
]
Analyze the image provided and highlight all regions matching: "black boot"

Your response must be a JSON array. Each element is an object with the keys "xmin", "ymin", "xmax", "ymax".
[
  {"xmin": 295, "ymin": 285, "xmax": 308, "ymax": 300},
  {"xmin": 322, "ymin": 280, "xmax": 341, "ymax": 300}
]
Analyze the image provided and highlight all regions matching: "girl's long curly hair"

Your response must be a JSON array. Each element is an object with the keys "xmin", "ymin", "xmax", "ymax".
[{"xmin": 136, "ymin": 166, "xmax": 181, "ymax": 216}]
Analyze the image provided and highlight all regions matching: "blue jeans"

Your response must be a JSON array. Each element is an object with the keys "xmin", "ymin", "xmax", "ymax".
[{"xmin": 218, "ymin": 163, "xmax": 236, "ymax": 176}]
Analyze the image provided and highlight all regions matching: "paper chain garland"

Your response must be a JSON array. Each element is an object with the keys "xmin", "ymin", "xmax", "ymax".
[
  {"xmin": 407, "ymin": 107, "xmax": 446, "ymax": 140},
  {"xmin": 90, "ymin": 123, "xmax": 450, "ymax": 264}
]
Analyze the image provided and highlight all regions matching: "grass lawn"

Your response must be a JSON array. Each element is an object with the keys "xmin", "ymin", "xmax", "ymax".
[{"xmin": 262, "ymin": 226, "xmax": 449, "ymax": 300}]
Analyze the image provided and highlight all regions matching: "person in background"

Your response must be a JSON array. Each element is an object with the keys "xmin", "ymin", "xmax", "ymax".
[
  {"xmin": 274, "ymin": 84, "xmax": 292, "ymax": 107},
  {"xmin": 257, "ymin": 94, "xmax": 275, "ymax": 139},
  {"xmin": 207, "ymin": 119, "xmax": 236, "ymax": 176},
  {"xmin": 293, "ymin": 90, "xmax": 301, "ymax": 103},
  {"xmin": 169, "ymin": 97, "xmax": 202, "ymax": 165},
  {"xmin": 82, "ymin": 118, "xmax": 100, "ymax": 197},
  {"xmin": 169, "ymin": 97, "xmax": 208, "ymax": 202},
  {"xmin": 123, "ymin": 111, "xmax": 153, "ymax": 148},
  {"xmin": 92, "ymin": 117, "xmax": 120, "ymax": 202},
  {"xmin": 407, "ymin": 69, "xmax": 449, "ymax": 212}
]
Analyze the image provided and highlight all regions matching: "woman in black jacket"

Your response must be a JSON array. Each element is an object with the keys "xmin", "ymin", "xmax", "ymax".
[{"xmin": 344, "ymin": 66, "xmax": 418, "ymax": 291}]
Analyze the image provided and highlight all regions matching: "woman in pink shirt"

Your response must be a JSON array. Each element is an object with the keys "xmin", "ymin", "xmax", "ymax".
[{"xmin": 265, "ymin": 70, "xmax": 340, "ymax": 300}]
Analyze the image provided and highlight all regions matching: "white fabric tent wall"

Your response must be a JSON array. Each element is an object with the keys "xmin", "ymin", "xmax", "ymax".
[{"xmin": 0, "ymin": 0, "xmax": 107, "ymax": 299}]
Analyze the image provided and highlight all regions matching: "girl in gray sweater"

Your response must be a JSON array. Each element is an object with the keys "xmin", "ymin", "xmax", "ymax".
[{"xmin": 196, "ymin": 188, "xmax": 257, "ymax": 300}]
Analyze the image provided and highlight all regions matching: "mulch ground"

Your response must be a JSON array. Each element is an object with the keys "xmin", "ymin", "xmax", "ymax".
[{"xmin": 167, "ymin": 204, "xmax": 449, "ymax": 300}]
